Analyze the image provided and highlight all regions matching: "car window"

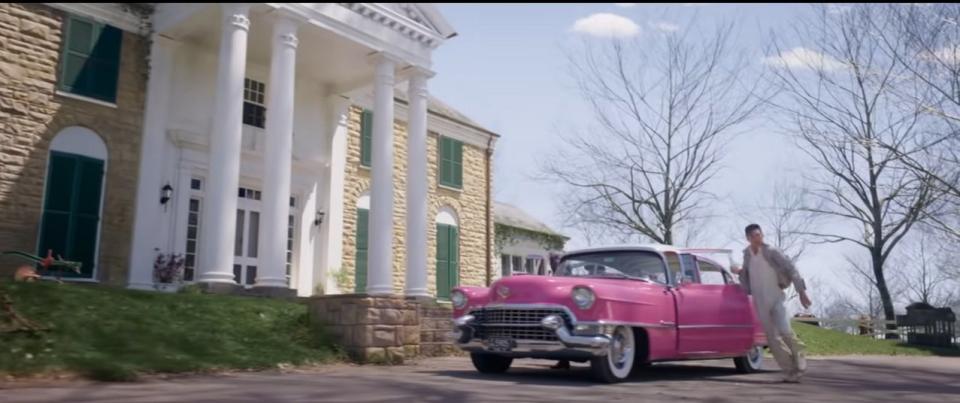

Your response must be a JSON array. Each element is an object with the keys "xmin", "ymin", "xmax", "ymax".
[
  {"xmin": 679, "ymin": 254, "xmax": 698, "ymax": 284},
  {"xmin": 557, "ymin": 251, "xmax": 668, "ymax": 284},
  {"xmin": 664, "ymin": 252, "xmax": 683, "ymax": 285},
  {"xmin": 696, "ymin": 258, "xmax": 727, "ymax": 285}
]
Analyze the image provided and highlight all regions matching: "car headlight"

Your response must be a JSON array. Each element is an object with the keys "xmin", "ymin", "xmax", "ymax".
[
  {"xmin": 451, "ymin": 290, "xmax": 467, "ymax": 309},
  {"xmin": 571, "ymin": 286, "xmax": 595, "ymax": 309}
]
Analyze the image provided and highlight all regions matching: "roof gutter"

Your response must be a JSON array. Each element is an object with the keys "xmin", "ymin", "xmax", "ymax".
[{"xmin": 485, "ymin": 135, "xmax": 493, "ymax": 286}]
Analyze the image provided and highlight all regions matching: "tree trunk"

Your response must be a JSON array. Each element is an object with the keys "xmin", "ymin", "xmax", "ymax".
[{"xmin": 871, "ymin": 249, "xmax": 899, "ymax": 340}]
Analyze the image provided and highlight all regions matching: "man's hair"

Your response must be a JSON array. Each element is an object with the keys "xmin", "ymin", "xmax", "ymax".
[{"xmin": 745, "ymin": 223, "xmax": 762, "ymax": 236}]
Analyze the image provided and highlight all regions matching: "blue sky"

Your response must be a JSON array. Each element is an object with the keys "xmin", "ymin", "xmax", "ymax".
[{"xmin": 428, "ymin": 3, "xmax": 857, "ymax": 306}]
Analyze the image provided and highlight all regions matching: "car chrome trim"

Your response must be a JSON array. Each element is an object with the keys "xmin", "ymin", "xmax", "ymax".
[
  {"xmin": 470, "ymin": 303, "xmax": 579, "ymax": 323},
  {"xmin": 677, "ymin": 324, "xmax": 754, "ymax": 329},
  {"xmin": 577, "ymin": 320, "xmax": 676, "ymax": 329}
]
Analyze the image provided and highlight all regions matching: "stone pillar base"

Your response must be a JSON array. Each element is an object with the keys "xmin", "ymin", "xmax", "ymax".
[
  {"xmin": 308, "ymin": 294, "xmax": 420, "ymax": 364},
  {"xmin": 197, "ymin": 282, "xmax": 243, "ymax": 294},
  {"xmin": 417, "ymin": 300, "xmax": 461, "ymax": 357}
]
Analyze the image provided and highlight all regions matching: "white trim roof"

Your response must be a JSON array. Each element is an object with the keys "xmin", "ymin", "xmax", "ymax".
[{"xmin": 494, "ymin": 202, "xmax": 568, "ymax": 239}]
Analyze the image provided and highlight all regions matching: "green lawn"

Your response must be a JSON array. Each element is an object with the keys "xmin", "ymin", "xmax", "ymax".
[
  {"xmin": 794, "ymin": 321, "xmax": 960, "ymax": 357},
  {"xmin": 0, "ymin": 281, "xmax": 341, "ymax": 381}
]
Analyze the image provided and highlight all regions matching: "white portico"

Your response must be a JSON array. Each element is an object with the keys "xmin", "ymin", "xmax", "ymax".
[{"xmin": 127, "ymin": 3, "xmax": 455, "ymax": 297}]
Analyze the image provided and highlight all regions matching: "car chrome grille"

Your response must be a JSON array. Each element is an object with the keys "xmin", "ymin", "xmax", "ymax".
[{"xmin": 469, "ymin": 307, "xmax": 572, "ymax": 341}]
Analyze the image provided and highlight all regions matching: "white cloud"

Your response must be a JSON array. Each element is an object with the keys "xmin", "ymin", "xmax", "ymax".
[
  {"xmin": 571, "ymin": 13, "xmax": 641, "ymax": 38},
  {"xmin": 920, "ymin": 46, "xmax": 960, "ymax": 64},
  {"xmin": 651, "ymin": 21, "xmax": 680, "ymax": 32},
  {"xmin": 761, "ymin": 47, "xmax": 847, "ymax": 71},
  {"xmin": 613, "ymin": 3, "xmax": 637, "ymax": 7}
]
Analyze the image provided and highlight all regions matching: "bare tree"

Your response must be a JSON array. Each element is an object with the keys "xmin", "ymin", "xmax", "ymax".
[
  {"xmin": 874, "ymin": 4, "xmax": 960, "ymax": 238},
  {"xmin": 540, "ymin": 20, "xmax": 765, "ymax": 246},
  {"xmin": 893, "ymin": 229, "xmax": 960, "ymax": 306},
  {"xmin": 767, "ymin": 5, "xmax": 942, "ymax": 337},
  {"xmin": 749, "ymin": 179, "xmax": 819, "ymax": 262}
]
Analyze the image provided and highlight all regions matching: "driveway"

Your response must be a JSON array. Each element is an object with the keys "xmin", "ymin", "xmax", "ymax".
[{"xmin": 1, "ymin": 355, "xmax": 958, "ymax": 402}]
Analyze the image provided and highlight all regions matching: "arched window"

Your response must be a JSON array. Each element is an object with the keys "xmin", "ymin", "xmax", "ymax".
[{"xmin": 38, "ymin": 127, "xmax": 108, "ymax": 280}]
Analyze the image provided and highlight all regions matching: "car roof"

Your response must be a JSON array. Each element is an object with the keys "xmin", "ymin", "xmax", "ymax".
[
  {"xmin": 563, "ymin": 244, "xmax": 733, "ymax": 256},
  {"xmin": 563, "ymin": 244, "xmax": 681, "ymax": 255}
]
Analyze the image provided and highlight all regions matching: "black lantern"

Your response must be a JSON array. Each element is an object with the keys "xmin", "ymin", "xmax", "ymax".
[
  {"xmin": 314, "ymin": 211, "xmax": 325, "ymax": 226},
  {"xmin": 160, "ymin": 183, "xmax": 173, "ymax": 205}
]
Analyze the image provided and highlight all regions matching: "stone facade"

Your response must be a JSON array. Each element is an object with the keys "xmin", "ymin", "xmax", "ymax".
[
  {"xmin": 340, "ymin": 105, "xmax": 494, "ymax": 296},
  {"xmin": 419, "ymin": 300, "xmax": 460, "ymax": 357},
  {"xmin": 308, "ymin": 295, "xmax": 421, "ymax": 363},
  {"xmin": 0, "ymin": 3, "xmax": 147, "ymax": 285}
]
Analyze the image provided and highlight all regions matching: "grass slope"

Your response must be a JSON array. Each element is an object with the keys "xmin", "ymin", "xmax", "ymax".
[
  {"xmin": 1, "ymin": 281, "xmax": 340, "ymax": 381},
  {"xmin": 794, "ymin": 322, "xmax": 959, "ymax": 357}
]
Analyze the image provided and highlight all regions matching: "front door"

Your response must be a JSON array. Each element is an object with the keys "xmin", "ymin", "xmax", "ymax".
[
  {"xmin": 672, "ymin": 253, "xmax": 753, "ymax": 355},
  {"xmin": 37, "ymin": 151, "xmax": 104, "ymax": 279},
  {"xmin": 233, "ymin": 188, "xmax": 261, "ymax": 287}
]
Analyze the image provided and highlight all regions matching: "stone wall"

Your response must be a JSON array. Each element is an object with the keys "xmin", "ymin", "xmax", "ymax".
[
  {"xmin": 308, "ymin": 295, "xmax": 421, "ymax": 363},
  {"xmin": 0, "ymin": 3, "xmax": 147, "ymax": 285},
  {"xmin": 419, "ymin": 300, "xmax": 459, "ymax": 357},
  {"xmin": 340, "ymin": 105, "xmax": 494, "ymax": 295}
]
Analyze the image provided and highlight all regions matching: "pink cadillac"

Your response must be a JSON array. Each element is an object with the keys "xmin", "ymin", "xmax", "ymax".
[{"xmin": 450, "ymin": 245, "xmax": 767, "ymax": 383}]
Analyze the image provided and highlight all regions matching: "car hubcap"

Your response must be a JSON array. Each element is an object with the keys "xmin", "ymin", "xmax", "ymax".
[
  {"xmin": 748, "ymin": 346, "xmax": 762, "ymax": 368},
  {"xmin": 610, "ymin": 327, "xmax": 633, "ymax": 370}
]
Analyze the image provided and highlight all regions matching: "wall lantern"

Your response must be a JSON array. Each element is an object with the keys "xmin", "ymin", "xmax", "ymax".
[
  {"xmin": 160, "ymin": 183, "xmax": 174, "ymax": 205},
  {"xmin": 314, "ymin": 211, "xmax": 325, "ymax": 226}
]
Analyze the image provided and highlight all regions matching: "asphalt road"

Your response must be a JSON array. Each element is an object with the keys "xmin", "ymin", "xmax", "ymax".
[{"xmin": 1, "ymin": 355, "xmax": 958, "ymax": 402}]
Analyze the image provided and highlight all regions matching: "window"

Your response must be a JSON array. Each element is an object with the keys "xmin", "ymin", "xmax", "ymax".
[
  {"xmin": 360, "ymin": 109, "xmax": 373, "ymax": 167},
  {"xmin": 184, "ymin": 197, "xmax": 201, "ymax": 282},
  {"xmin": 664, "ymin": 252, "xmax": 683, "ymax": 285},
  {"xmin": 679, "ymin": 253, "xmax": 698, "ymax": 284},
  {"xmin": 58, "ymin": 15, "xmax": 123, "ymax": 103},
  {"xmin": 243, "ymin": 78, "xmax": 266, "ymax": 128},
  {"xmin": 501, "ymin": 254, "xmax": 511, "ymax": 277},
  {"xmin": 556, "ymin": 251, "xmax": 668, "ymax": 284},
  {"xmin": 286, "ymin": 197, "xmax": 297, "ymax": 284},
  {"xmin": 439, "ymin": 136, "xmax": 463, "ymax": 188},
  {"xmin": 696, "ymin": 258, "xmax": 727, "ymax": 285}
]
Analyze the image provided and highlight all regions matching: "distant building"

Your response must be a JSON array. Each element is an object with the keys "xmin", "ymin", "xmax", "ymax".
[{"xmin": 493, "ymin": 202, "xmax": 568, "ymax": 278}]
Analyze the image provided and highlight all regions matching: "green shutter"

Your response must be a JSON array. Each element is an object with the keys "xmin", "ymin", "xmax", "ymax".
[
  {"xmin": 59, "ymin": 16, "xmax": 122, "ymax": 103},
  {"xmin": 450, "ymin": 226, "xmax": 459, "ymax": 291},
  {"xmin": 439, "ymin": 137, "xmax": 463, "ymax": 189},
  {"xmin": 436, "ymin": 224, "xmax": 449, "ymax": 299},
  {"xmin": 435, "ymin": 224, "xmax": 460, "ymax": 299},
  {"xmin": 452, "ymin": 140, "xmax": 463, "ymax": 188},
  {"xmin": 37, "ymin": 152, "xmax": 103, "ymax": 279},
  {"xmin": 355, "ymin": 208, "xmax": 369, "ymax": 293},
  {"xmin": 360, "ymin": 110, "xmax": 373, "ymax": 167}
]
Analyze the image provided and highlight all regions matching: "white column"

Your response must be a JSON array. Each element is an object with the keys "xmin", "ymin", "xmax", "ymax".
[
  {"xmin": 127, "ymin": 34, "xmax": 177, "ymax": 289},
  {"xmin": 366, "ymin": 53, "xmax": 398, "ymax": 295},
  {"xmin": 257, "ymin": 14, "xmax": 299, "ymax": 289},
  {"xmin": 404, "ymin": 67, "xmax": 434, "ymax": 297},
  {"xmin": 197, "ymin": 4, "xmax": 250, "ymax": 284},
  {"xmin": 318, "ymin": 96, "xmax": 350, "ymax": 295}
]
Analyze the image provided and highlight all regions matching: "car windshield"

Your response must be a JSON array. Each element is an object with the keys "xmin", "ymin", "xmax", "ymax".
[{"xmin": 555, "ymin": 251, "xmax": 667, "ymax": 284}]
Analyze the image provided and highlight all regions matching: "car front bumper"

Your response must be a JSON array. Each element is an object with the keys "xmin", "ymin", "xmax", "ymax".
[{"xmin": 452, "ymin": 314, "xmax": 612, "ymax": 357}]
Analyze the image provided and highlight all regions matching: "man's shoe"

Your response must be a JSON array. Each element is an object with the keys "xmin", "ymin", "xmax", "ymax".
[{"xmin": 782, "ymin": 372, "xmax": 801, "ymax": 383}]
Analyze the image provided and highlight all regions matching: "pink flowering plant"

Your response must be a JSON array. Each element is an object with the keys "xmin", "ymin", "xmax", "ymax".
[{"xmin": 153, "ymin": 250, "xmax": 185, "ymax": 286}]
